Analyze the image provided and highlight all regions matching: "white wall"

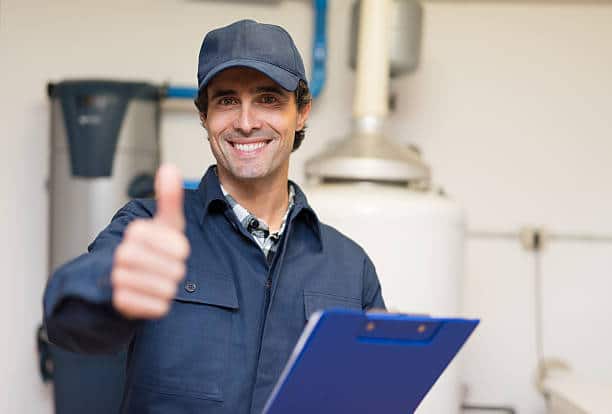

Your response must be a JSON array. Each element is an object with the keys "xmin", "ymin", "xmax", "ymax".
[
  {"xmin": 390, "ymin": 4, "xmax": 612, "ymax": 413},
  {"xmin": 2, "ymin": 1, "xmax": 612, "ymax": 413}
]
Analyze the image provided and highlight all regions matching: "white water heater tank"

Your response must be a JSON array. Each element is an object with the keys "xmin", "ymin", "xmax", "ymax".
[
  {"xmin": 306, "ymin": 182, "xmax": 465, "ymax": 413},
  {"xmin": 304, "ymin": 1, "xmax": 466, "ymax": 410}
]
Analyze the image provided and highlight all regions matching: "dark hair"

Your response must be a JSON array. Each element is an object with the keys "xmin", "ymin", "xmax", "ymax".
[{"xmin": 194, "ymin": 79, "xmax": 312, "ymax": 152}]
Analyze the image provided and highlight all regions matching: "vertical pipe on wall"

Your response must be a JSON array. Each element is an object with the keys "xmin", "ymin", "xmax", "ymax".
[
  {"xmin": 310, "ymin": 0, "xmax": 328, "ymax": 98},
  {"xmin": 352, "ymin": 0, "xmax": 392, "ymax": 121}
]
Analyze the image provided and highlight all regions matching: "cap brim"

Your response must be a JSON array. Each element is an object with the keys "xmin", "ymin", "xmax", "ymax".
[{"xmin": 199, "ymin": 59, "xmax": 301, "ymax": 92}]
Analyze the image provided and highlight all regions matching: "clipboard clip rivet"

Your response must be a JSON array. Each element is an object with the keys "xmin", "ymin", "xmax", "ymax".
[
  {"xmin": 365, "ymin": 322, "xmax": 376, "ymax": 332},
  {"xmin": 418, "ymin": 324, "xmax": 426, "ymax": 333}
]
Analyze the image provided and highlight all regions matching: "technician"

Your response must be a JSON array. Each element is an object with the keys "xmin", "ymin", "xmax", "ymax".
[{"xmin": 44, "ymin": 19, "xmax": 385, "ymax": 413}]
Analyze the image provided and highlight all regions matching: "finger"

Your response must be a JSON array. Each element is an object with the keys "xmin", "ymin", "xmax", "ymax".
[
  {"xmin": 114, "ymin": 243, "xmax": 186, "ymax": 283},
  {"xmin": 111, "ymin": 268, "xmax": 179, "ymax": 301},
  {"xmin": 154, "ymin": 164, "xmax": 185, "ymax": 231},
  {"xmin": 113, "ymin": 288, "xmax": 171, "ymax": 319},
  {"xmin": 124, "ymin": 220, "xmax": 190, "ymax": 261}
]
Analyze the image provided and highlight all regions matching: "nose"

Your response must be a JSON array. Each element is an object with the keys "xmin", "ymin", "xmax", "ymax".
[{"xmin": 232, "ymin": 103, "xmax": 262, "ymax": 135}]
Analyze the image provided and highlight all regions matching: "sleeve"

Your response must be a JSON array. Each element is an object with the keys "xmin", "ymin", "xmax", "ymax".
[
  {"xmin": 42, "ymin": 200, "xmax": 153, "ymax": 354},
  {"xmin": 361, "ymin": 254, "xmax": 386, "ymax": 310}
]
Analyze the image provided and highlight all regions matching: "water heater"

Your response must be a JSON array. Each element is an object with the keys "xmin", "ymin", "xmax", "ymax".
[
  {"xmin": 46, "ymin": 80, "xmax": 160, "ymax": 414},
  {"xmin": 305, "ymin": 182, "xmax": 465, "ymax": 413},
  {"xmin": 305, "ymin": 1, "xmax": 466, "ymax": 412}
]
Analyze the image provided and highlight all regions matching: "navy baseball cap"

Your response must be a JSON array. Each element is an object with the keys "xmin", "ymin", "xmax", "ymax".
[{"xmin": 197, "ymin": 19, "xmax": 307, "ymax": 93}]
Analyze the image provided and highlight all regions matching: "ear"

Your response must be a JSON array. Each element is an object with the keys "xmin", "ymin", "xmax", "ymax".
[
  {"xmin": 199, "ymin": 112, "xmax": 207, "ymax": 128},
  {"xmin": 296, "ymin": 100, "xmax": 312, "ymax": 132}
]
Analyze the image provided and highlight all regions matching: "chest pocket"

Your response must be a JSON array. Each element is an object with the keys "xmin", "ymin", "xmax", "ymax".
[
  {"xmin": 304, "ymin": 291, "xmax": 362, "ymax": 321},
  {"xmin": 131, "ymin": 273, "xmax": 238, "ymax": 402}
]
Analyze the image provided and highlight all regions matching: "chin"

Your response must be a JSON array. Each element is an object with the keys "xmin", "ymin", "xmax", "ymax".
[{"xmin": 229, "ymin": 164, "xmax": 270, "ymax": 180}]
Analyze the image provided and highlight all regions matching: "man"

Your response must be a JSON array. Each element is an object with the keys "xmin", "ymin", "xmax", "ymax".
[{"xmin": 44, "ymin": 19, "xmax": 385, "ymax": 413}]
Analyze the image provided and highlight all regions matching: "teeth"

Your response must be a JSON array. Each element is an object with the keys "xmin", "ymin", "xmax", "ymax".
[{"xmin": 235, "ymin": 142, "xmax": 266, "ymax": 152}]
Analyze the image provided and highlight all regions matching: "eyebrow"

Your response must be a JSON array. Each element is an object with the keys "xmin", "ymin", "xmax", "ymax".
[
  {"xmin": 208, "ymin": 85, "xmax": 289, "ymax": 101},
  {"xmin": 254, "ymin": 85, "xmax": 287, "ymax": 96},
  {"xmin": 209, "ymin": 89, "xmax": 237, "ymax": 101}
]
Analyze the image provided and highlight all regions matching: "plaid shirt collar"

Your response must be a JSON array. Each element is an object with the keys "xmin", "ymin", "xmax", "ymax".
[
  {"xmin": 220, "ymin": 182, "xmax": 295, "ymax": 260},
  {"xmin": 196, "ymin": 166, "xmax": 323, "ymax": 250}
]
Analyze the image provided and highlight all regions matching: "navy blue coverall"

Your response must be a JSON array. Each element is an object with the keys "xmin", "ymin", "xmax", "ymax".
[{"xmin": 43, "ymin": 166, "xmax": 385, "ymax": 413}]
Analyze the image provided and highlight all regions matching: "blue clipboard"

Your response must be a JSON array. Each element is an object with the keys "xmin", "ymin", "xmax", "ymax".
[{"xmin": 263, "ymin": 309, "xmax": 479, "ymax": 414}]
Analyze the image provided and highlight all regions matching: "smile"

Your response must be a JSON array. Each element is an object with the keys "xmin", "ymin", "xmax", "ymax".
[
  {"xmin": 228, "ymin": 139, "xmax": 272, "ymax": 155},
  {"xmin": 234, "ymin": 142, "xmax": 266, "ymax": 152}
]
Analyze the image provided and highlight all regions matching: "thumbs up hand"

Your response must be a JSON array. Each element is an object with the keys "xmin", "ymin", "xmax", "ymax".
[
  {"xmin": 154, "ymin": 164, "xmax": 186, "ymax": 232},
  {"xmin": 111, "ymin": 165, "xmax": 191, "ymax": 319}
]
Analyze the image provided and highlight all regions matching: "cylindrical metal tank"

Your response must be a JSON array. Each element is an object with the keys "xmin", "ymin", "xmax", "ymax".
[
  {"xmin": 49, "ymin": 80, "xmax": 159, "ymax": 267},
  {"xmin": 308, "ymin": 1, "xmax": 465, "ymax": 411},
  {"xmin": 306, "ymin": 184, "xmax": 464, "ymax": 316},
  {"xmin": 46, "ymin": 80, "xmax": 160, "ymax": 413},
  {"xmin": 306, "ymin": 183, "xmax": 465, "ymax": 413}
]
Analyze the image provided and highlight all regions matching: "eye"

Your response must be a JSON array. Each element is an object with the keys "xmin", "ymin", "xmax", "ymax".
[
  {"xmin": 219, "ymin": 97, "xmax": 238, "ymax": 105},
  {"xmin": 260, "ymin": 94, "xmax": 279, "ymax": 105}
]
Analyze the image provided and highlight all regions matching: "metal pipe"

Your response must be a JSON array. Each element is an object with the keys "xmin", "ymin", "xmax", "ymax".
[
  {"xmin": 533, "ymin": 249, "xmax": 545, "ymax": 371},
  {"xmin": 165, "ymin": 86, "xmax": 198, "ymax": 99},
  {"xmin": 461, "ymin": 404, "xmax": 516, "ymax": 414},
  {"xmin": 467, "ymin": 230, "xmax": 517, "ymax": 241},
  {"xmin": 310, "ymin": 0, "xmax": 328, "ymax": 98},
  {"xmin": 548, "ymin": 233, "xmax": 612, "ymax": 243},
  {"xmin": 352, "ymin": 0, "xmax": 392, "ymax": 120},
  {"xmin": 468, "ymin": 230, "xmax": 612, "ymax": 244}
]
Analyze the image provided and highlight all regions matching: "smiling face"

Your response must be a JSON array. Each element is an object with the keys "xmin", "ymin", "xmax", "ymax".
[{"xmin": 201, "ymin": 67, "xmax": 310, "ymax": 183}]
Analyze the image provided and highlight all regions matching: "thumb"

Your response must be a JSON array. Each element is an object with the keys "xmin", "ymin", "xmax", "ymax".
[{"xmin": 154, "ymin": 164, "xmax": 185, "ymax": 231}]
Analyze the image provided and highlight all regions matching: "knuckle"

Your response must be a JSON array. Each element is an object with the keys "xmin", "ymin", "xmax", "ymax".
[
  {"xmin": 170, "ymin": 284, "xmax": 178, "ymax": 298},
  {"xmin": 178, "ymin": 262, "xmax": 187, "ymax": 277},
  {"xmin": 162, "ymin": 282, "xmax": 178, "ymax": 299},
  {"xmin": 176, "ymin": 236, "xmax": 191, "ymax": 260},
  {"xmin": 165, "ymin": 232, "xmax": 189, "ymax": 260},
  {"xmin": 114, "ymin": 243, "xmax": 131, "ymax": 265},
  {"xmin": 148, "ymin": 309, "xmax": 162, "ymax": 319},
  {"xmin": 113, "ymin": 289, "xmax": 128, "ymax": 310},
  {"xmin": 154, "ymin": 281, "xmax": 172, "ymax": 300},
  {"xmin": 125, "ymin": 220, "xmax": 146, "ymax": 240},
  {"xmin": 113, "ymin": 245, "xmax": 124, "ymax": 263},
  {"xmin": 110, "ymin": 268, "xmax": 122, "ymax": 286},
  {"xmin": 156, "ymin": 301, "xmax": 171, "ymax": 317},
  {"xmin": 172, "ymin": 262, "xmax": 187, "ymax": 281}
]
